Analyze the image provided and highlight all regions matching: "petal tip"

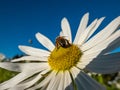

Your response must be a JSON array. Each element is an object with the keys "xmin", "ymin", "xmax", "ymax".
[
  {"xmin": 84, "ymin": 12, "xmax": 89, "ymax": 17},
  {"xmin": 62, "ymin": 17, "xmax": 68, "ymax": 23},
  {"xmin": 35, "ymin": 32, "xmax": 40, "ymax": 37},
  {"xmin": 101, "ymin": 17, "xmax": 106, "ymax": 20},
  {"xmin": 18, "ymin": 45, "xmax": 26, "ymax": 51},
  {"xmin": 18, "ymin": 45, "xmax": 22, "ymax": 49}
]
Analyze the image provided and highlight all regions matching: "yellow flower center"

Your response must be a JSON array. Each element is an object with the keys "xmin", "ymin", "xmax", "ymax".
[{"xmin": 48, "ymin": 44, "xmax": 82, "ymax": 71}]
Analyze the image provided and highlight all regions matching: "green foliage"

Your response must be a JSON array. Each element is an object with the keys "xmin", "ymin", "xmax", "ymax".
[
  {"xmin": 0, "ymin": 68, "xmax": 18, "ymax": 83},
  {"xmin": 92, "ymin": 73, "xmax": 120, "ymax": 90}
]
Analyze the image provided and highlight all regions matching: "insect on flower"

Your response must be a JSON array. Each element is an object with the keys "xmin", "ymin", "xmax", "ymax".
[
  {"xmin": 55, "ymin": 36, "xmax": 71, "ymax": 48},
  {"xmin": 0, "ymin": 13, "xmax": 120, "ymax": 90}
]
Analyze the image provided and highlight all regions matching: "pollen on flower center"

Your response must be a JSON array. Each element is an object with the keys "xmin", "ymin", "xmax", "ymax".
[{"xmin": 48, "ymin": 45, "xmax": 82, "ymax": 71}]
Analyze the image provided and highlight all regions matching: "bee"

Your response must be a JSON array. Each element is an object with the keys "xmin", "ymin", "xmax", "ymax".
[{"xmin": 55, "ymin": 36, "xmax": 71, "ymax": 48}]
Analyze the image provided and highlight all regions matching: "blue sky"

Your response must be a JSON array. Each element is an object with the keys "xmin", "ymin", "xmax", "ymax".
[{"xmin": 0, "ymin": 0, "xmax": 120, "ymax": 58}]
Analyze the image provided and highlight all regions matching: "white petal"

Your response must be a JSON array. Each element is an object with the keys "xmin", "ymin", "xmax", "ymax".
[
  {"xmin": 61, "ymin": 18, "xmax": 72, "ymax": 43},
  {"xmin": 46, "ymin": 74, "xmax": 57, "ymax": 90},
  {"xmin": 44, "ymin": 72, "xmax": 64, "ymax": 90},
  {"xmin": 86, "ymin": 52, "xmax": 120, "ymax": 74},
  {"xmin": 0, "ymin": 62, "xmax": 22, "ymax": 72},
  {"xmin": 78, "ymin": 17, "xmax": 105, "ymax": 45},
  {"xmin": 0, "ymin": 62, "xmax": 48, "ymax": 72},
  {"xmin": 82, "ymin": 30, "xmax": 120, "ymax": 55},
  {"xmin": 35, "ymin": 32, "xmax": 55, "ymax": 51},
  {"xmin": 10, "ymin": 69, "xmax": 50, "ymax": 90},
  {"xmin": 81, "ymin": 51, "xmax": 101, "ymax": 60},
  {"xmin": 25, "ymin": 68, "xmax": 50, "ymax": 88},
  {"xmin": 81, "ymin": 16, "xmax": 120, "ymax": 51},
  {"xmin": 70, "ymin": 67, "xmax": 80, "ymax": 78},
  {"xmin": 19, "ymin": 45, "xmax": 50, "ymax": 57},
  {"xmin": 52, "ymin": 73, "xmax": 62, "ymax": 90},
  {"xmin": 78, "ymin": 71, "xmax": 106, "ymax": 90},
  {"xmin": 100, "ymin": 34, "xmax": 120, "ymax": 54},
  {"xmin": 8, "ymin": 86, "xmax": 24, "ymax": 90},
  {"xmin": 79, "ymin": 48, "xmax": 120, "ymax": 69},
  {"xmin": 76, "ymin": 61, "xmax": 88, "ymax": 70},
  {"xmin": 77, "ymin": 19, "xmax": 98, "ymax": 45},
  {"xmin": 11, "ymin": 56, "xmax": 48, "ymax": 62},
  {"xmin": 59, "ymin": 31, "xmax": 64, "ymax": 36},
  {"xmin": 0, "ymin": 71, "xmax": 37, "ymax": 90},
  {"xmin": 8, "ymin": 74, "xmax": 38, "ymax": 90},
  {"xmin": 30, "ymin": 71, "xmax": 56, "ymax": 89},
  {"xmin": 21, "ymin": 63, "xmax": 49, "ymax": 72},
  {"xmin": 46, "ymin": 72, "xmax": 62, "ymax": 90},
  {"xmin": 64, "ymin": 71, "xmax": 73, "ymax": 90},
  {"xmin": 86, "ymin": 17, "xmax": 105, "ymax": 41},
  {"xmin": 58, "ymin": 72, "xmax": 64, "ymax": 90},
  {"xmin": 74, "ymin": 13, "xmax": 89, "ymax": 44}
]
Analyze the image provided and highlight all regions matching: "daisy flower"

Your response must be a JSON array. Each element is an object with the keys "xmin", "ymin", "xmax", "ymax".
[{"xmin": 0, "ymin": 13, "xmax": 120, "ymax": 90}]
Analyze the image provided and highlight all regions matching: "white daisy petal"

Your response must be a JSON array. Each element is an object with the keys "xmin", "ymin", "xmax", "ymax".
[
  {"xmin": 59, "ymin": 31, "xmax": 64, "ymax": 36},
  {"xmin": 8, "ymin": 74, "xmax": 38, "ymax": 90},
  {"xmin": 82, "ymin": 30, "xmax": 120, "ymax": 55},
  {"xmin": 46, "ymin": 72, "xmax": 62, "ymax": 90},
  {"xmin": 80, "ymin": 51, "xmax": 103, "ymax": 64},
  {"xmin": 21, "ymin": 63, "xmax": 49, "ymax": 72},
  {"xmin": 77, "ymin": 18, "xmax": 98, "ymax": 45},
  {"xmin": 0, "ymin": 71, "xmax": 38, "ymax": 90},
  {"xmin": 86, "ymin": 17, "xmax": 105, "ymax": 41},
  {"xmin": 10, "ymin": 69, "xmax": 50, "ymax": 90},
  {"xmin": 70, "ymin": 67, "xmax": 80, "ymax": 78},
  {"xmin": 74, "ymin": 13, "xmax": 89, "ymax": 44},
  {"xmin": 61, "ymin": 18, "xmax": 72, "ymax": 43},
  {"xmin": 78, "ymin": 17, "xmax": 105, "ymax": 45},
  {"xmin": 30, "ymin": 71, "xmax": 56, "ymax": 90},
  {"xmin": 46, "ymin": 74, "xmax": 57, "ymax": 90},
  {"xmin": 11, "ymin": 56, "xmax": 48, "ymax": 62},
  {"xmin": 0, "ymin": 62, "xmax": 21, "ymax": 72},
  {"xmin": 22, "ymin": 69, "xmax": 49, "ymax": 89},
  {"xmin": 0, "ymin": 62, "xmax": 48, "ymax": 72},
  {"xmin": 78, "ymin": 50, "xmax": 118, "ymax": 69},
  {"xmin": 24, "ymin": 68, "xmax": 50, "ymax": 89},
  {"xmin": 48, "ymin": 73, "xmax": 63, "ymax": 90},
  {"xmin": 81, "ymin": 31, "xmax": 120, "ymax": 58},
  {"xmin": 35, "ymin": 32, "xmax": 55, "ymax": 51},
  {"xmin": 19, "ymin": 45, "xmax": 50, "ymax": 57},
  {"xmin": 101, "ymin": 35, "xmax": 120, "ymax": 54},
  {"xmin": 64, "ymin": 71, "xmax": 73, "ymax": 90},
  {"xmin": 79, "ymin": 50, "xmax": 120, "ymax": 69},
  {"xmin": 86, "ymin": 52, "xmax": 120, "ymax": 74},
  {"xmin": 8, "ymin": 86, "xmax": 24, "ymax": 90},
  {"xmin": 81, "ymin": 16, "xmax": 120, "ymax": 51},
  {"xmin": 58, "ymin": 72, "xmax": 64, "ymax": 90},
  {"xmin": 76, "ymin": 61, "xmax": 88, "ymax": 70},
  {"xmin": 81, "ymin": 51, "xmax": 101, "ymax": 60},
  {"xmin": 39, "ymin": 71, "xmax": 56, "ymax": 88},
  {"xmin": 43, "ymin": 72, "xmax": 64, "ymax": 90}
]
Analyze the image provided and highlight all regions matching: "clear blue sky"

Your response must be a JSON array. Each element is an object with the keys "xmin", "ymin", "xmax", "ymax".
[{"xmin": 0, "ymin": 0, "xmax": 120, "ymax": 58}]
